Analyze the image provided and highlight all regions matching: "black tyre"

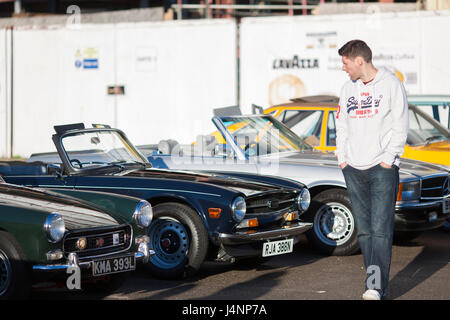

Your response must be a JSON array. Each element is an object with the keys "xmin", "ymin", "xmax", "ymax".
[
  {"xmin": 303, "ymin": 189, "xmax": 360, "ymax": 256},
  {"xmin": 393, "ymin": 231, "xmax": 423, "ymax": 244},
  {"xmin": 145, "ymin": 203, "xmax": 209, "ymax": 279},
  {"xmin": 0, "ymin": 231, "xmax": 31, "ymax": 300}
]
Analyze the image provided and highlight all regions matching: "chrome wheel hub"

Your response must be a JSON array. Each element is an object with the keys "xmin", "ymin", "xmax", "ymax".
[{"xmin": 314, "ymin": 202, "xmax": 355, "ymax": 246}]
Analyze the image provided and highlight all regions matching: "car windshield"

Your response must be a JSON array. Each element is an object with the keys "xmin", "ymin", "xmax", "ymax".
[
  {"xmin": 408, "ymin": 100, "xmax": 450, "ymax": 129},
  {"xmin": 408, "ymin": 108, "xmax": 450, "ymax": 146},
  {"xmin": 61, "ymin": 130, "xmax": 147, "ymax": 169},
  {"xmin": 217, "ymin": 115, "xmax": 313, "ymax": 156},
  {"xmin": 277, "ymin": 110, "xmax": 324, "ymax": 146}
]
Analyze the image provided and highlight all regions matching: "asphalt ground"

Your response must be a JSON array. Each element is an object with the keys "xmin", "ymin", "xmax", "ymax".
[{"xmin": 29, "ymin": 228, "xmax": 449, "ymax": 303}]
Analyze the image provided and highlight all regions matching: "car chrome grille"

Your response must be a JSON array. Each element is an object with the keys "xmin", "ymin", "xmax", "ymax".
[
  {"xmin": 421, "ymin": 175, "xmax": 450, "ymax": 199},
  {"xmin": 246, "ymin": 191, "xmax": 298, "ymax": 214},
  {"xmin": 63, "ymin": 225, "xmax": 132, "ymax": 259}
]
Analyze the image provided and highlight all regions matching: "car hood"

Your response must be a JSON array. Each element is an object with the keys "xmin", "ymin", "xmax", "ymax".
[
  {"xmin": 124, "ymin": 168, "xmax": 291, "ymax": 197},
  {"xmin": 0, "ymin": 183, "xmax": 119, "ymax": 230},
  {"xmin": 403, "ymin": 141, "xmax": 450, "ymax": 166},
  {"xmin": 416, "ymin": 140, "xmax": 450, "ymax": 151},
  {"xmin": 263, "ymin": 151, "xmax": 449, "ymax": 179}
]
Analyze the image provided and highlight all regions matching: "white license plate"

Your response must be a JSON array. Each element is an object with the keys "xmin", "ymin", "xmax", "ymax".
[
  {"xmin": 262, "ymin": 239, "xmax": 294, "ymax": 257},
  {"xmin": 444, "ymin": 198, "xmax": 450, "ymax": 214},
  {"xmin": 92, "ymin": 255, "xmax": 135, "ymax": 277}
]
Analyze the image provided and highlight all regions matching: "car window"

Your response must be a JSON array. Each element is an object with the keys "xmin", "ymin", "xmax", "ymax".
[
  {"xmin": 326, "ymin": 111, "xmax": 337, "ymax": 146},
  {"xmin": 218, "ymin": 115, "xmax": 313, "ymax": 156},
  {"xmin": 408, "ymin": 109, "xmax": 449, "ymax": 146},
  {"xmin": 414, "ymin": 104, "xmax": 450, "ymax": 129},
  {"xmin": 280, "ymin": 110, "xmax": 323, "ymax": 146},
  {"xmin": 61, "ymin": 130, "xmax": 146, "ymax": 168}
]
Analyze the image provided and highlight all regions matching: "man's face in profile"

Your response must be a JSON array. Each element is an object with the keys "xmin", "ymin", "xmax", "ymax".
[{"xmin": 341, "ymin": 56, "xmax": 361, "ymax": 81}]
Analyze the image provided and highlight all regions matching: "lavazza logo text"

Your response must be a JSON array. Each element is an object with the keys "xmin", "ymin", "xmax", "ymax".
[{"xmin": 273, "ymin": 55, "xmax": 319, "ymax": 69}]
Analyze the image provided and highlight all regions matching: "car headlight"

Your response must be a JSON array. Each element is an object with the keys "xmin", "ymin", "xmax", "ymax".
[
  {"xmin": 44, "ymin": 213, "xmax": 66, "ymax": 243},
  {"xmin": 231, "ymin": 196, "xmax": 246, "ymax": 222},
  {"xmin": 133, "ymin": 200, "xmax": 153, "ymax": 228},
  {"xmin": 398, "ymin": 180, "xmax": 421, "ymax": 201},
  {"xmin": 296, "ymin": 188, "xmax": 311, "ymax": 212}
]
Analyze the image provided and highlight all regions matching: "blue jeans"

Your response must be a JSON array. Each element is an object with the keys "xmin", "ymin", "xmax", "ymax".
[{"xmin": 342, "ymin": 164, "xmax": 399, "ymax": 296}]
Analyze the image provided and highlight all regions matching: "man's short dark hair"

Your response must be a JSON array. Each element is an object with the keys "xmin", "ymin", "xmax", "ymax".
[{"xmin": 338, "ymin": 40, "xmax": 372, "ymax": 63}]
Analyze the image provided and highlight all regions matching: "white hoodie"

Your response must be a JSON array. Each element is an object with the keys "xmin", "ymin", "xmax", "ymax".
[{"xmin": 335, "ymin": 67, "xmax": 409, "ymax": 170}]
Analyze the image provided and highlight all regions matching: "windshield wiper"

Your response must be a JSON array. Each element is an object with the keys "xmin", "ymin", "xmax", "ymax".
[
  {"xmin": 108, "ymin": 161, "xmax": 126, "ymax": 171},
  {"xmin": 424, "ymin": 135, "xmax": 445, "ymax": 145},
  {"xmin": 131, "ymin": 161, "xmax": 151, "ymax": 169}
]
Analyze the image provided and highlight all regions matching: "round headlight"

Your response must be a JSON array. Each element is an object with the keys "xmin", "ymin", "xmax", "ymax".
[
  {"xmin": 134, "ymin": 200, "xmax": 153, "ymax": 228},
  {"xmin": 231, "ymin": 196, "xmax": 246, "ymax": 222},
  {"xmin": 297, "ymin": 188, "xmax": 311, "ymax": 212},
  {"xmin": 44, "ymin": 213, "xmax": 66, "ymax": 243}
]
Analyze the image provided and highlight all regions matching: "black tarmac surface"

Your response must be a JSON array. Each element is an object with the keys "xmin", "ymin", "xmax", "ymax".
[{"xmin": 31, "ymin": 228, "xmax": 449, "ymax": 301}]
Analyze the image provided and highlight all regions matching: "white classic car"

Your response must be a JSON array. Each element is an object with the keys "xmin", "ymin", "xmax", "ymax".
[{"xmin": 142, "ymin": 114, "xmax": 450, "ymax": 255}]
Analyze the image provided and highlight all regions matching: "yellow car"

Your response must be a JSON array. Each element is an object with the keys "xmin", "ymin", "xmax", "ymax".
[{"xmin": 263, "ymin": 95, "xmax": 450, "ymax": 166}]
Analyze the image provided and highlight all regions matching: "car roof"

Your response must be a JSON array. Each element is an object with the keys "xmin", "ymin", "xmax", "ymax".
[
  {"xmin": 269, "ymin": 95, "xmax": 339, "ymax": 109},
  {"xmin": 267, "ymin": 95, "xmax": 439, "ymax": 111},
  {"xmin": 407, "ymin": 94, "xmax": 450, "ymax": 105}
]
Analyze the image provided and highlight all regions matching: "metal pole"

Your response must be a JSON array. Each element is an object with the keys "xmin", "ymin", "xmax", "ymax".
[
  {"xmin": 14, "ymin": 0, "xmax": 22, "ymax": 14},
  {"xmin": 177, "ymin": 0, "xmax": 183, "ymax": 20},
  {"xmin": 8, "ymin": 26, "xmax": 13, "ymax": 158},
  {"xmin": 206, "ymin": 0, "xmax": 212, "ymax": 19}
]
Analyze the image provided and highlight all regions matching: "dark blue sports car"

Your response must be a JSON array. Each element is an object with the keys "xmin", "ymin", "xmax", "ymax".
[{"xmin": 1, "ymin": 123, "xmax": 312, "ymax": 279}]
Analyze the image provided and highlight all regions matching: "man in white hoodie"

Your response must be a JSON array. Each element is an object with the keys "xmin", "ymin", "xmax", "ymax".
[{"xmin": 335, "ymin": 40, "xmax": 409, "ymax": 300}]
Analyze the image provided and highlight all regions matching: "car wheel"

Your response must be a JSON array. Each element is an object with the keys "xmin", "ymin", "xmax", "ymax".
[
  {"xmin": 145, "ymin": 202, "xmax": 209, "ymax": 279},
  {"xmin": 0, "ymin": 231, "xmax": 31, "ymax": 300},
  {"xmin": 304, "ymin": 189, "xmax": 360, "ymax": 256}
]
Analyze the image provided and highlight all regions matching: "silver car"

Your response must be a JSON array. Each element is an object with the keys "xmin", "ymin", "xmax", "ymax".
[{"xmin": 142, "ymin": 115, "xmax": 450, "ymax": 256}]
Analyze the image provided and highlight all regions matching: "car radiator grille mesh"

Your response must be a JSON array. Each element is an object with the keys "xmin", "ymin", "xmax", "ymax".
[
  {"xmin": 246, "ymin": 191, "xmax": 297, "ymax": 214},
  {"xmin": 421, "ymin": 175, "xmax": 450, "ymax": 199},
  {"xmin": 63, "ymin": 225, "xmax": 132, "ymax": 258}
]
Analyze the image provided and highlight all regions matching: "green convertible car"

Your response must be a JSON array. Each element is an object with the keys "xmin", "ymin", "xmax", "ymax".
[{"xmin": 0, "ymin": 174, "xmax": 153, "ymax": 299}]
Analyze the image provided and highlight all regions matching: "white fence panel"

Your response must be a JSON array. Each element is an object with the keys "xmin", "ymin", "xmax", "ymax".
[
  {"xmin": 10, "ymin": 19, "xmax": 237, "ymax": 157},
  {"xmin": 240, "ymin": 10, "xmax": 450, "ymax": 113},
  {"xmin": 114, "ymin": 19, "xmax": 237, "ymax": 146},
  {"xmin": 420, "ymin": 13, "xmax": 450, "ymax": 94},
  {"xmin": 12, "ymin": 24, "xmax": 117, "ymax": 157},
  {"xmin": 0, "ymin": 28, "xmax": 11, "ymax": 158}
]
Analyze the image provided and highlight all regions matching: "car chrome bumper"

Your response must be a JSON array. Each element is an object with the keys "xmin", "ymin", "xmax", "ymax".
[
  {"xmin": 218, "ymin": 221, "xmax": 313, "ymax": 245},
  {"xmin": 396, "ymin": 195, "xmax": 449, "ymax": 211},
  {"xmin": 33, "ymin": 248, "xmax": 155, "ymax": 272}
]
